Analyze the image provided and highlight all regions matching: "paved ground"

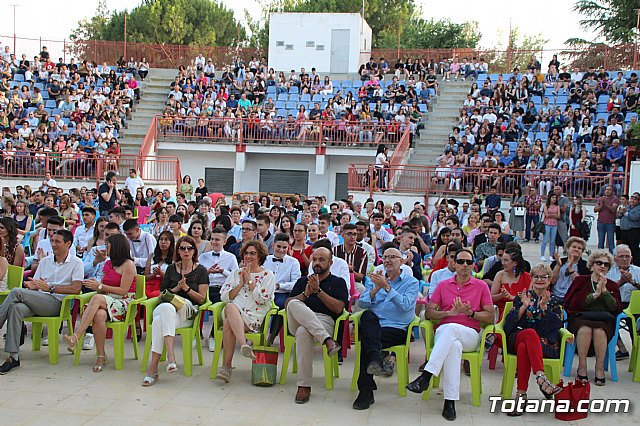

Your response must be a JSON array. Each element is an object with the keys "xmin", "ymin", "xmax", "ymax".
[{"xmin": 1, "ymin": 241, "xmax": 637, "ymax": 425}]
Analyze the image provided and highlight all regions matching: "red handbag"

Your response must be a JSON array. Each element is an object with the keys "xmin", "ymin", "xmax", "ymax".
[{"xmin": 554, "ymin": 379, "xmax": 591, "ymax": 421}]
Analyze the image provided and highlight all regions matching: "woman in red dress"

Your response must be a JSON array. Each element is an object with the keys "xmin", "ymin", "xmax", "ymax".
[{"xmin": 570, "ymin": 195, "xmax": 585, "ymax": 238}]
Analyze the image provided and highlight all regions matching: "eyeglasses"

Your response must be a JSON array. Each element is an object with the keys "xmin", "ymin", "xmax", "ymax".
[
  {"xmin": 344, "ymin": 232, "xmax": 357, "ymax": 237},
  {"xmin": 532, "ymin": 275, "xmax": 550, "ymax": 280},
  {"xmin": 241, "ymin": 227, "xmax": 254, "ymax": 232},
  {"xmin": 244, "ymin": 251, "xmax": 258, "ymax": 256},
  {"xmin": 293, "ymin": 229, "xmax": 306, "ymax": 233},
  {"xmin": 382, "ymin": 255, "xmax": 402, "ymax": 260},
  {"xmin": 455, "ymin": 259, "xmax": 474, "ymax": 266},
  {"xmin": 594, "ymin": 260, "xmax": 611, "ymax": 268},
  {"xmin": 178, "ymin": 246, "xmax": 195, "ymax": 251}
]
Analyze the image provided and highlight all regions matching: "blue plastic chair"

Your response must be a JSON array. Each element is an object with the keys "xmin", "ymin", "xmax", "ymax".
[{"xmin": 562, "ymin": 312, "xmax": 625, "ymax": 381}]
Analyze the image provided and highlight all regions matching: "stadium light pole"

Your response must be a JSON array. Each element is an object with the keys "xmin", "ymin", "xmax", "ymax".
[{"xmin": 10, "ymin": 4, "xmax": 19, "ymax": 54}]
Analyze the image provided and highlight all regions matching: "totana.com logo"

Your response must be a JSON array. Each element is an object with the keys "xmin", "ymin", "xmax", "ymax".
[{"xmin": 488, "ymin": 396, "xmax": 630, "ymax": 414}]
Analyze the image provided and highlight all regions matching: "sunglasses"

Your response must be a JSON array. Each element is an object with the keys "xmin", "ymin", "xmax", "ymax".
[
  {"xmin": 455, "ymin": 259, "xmax": 474, "ymax": 266},
  {"xmin": 594, "ymin": 260, "xmax": 611, "ymax": 268},
  {"xmin": 532, "ymin": 275, "xmax": 550, "ymax": 280},
  {"xmin": 178, "ymin": 246, "xmax": 195, "ymax": 251}
]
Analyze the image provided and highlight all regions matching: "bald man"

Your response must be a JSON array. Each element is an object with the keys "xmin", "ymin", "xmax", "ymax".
[
  {"xmin": 353, "ymin": 247, "xmax": 419, "ymax": 410},
  {"xmin": 285, "ymin": 247, "xmax": 349, "ymax": 404}
]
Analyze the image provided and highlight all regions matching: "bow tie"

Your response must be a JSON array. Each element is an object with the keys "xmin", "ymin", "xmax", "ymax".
[
  {"xmin": 356, "ymin": 241, "xmax": 363, "ymax": 246},
  {"xmin": 319, "ymin": 234, "xmax": 327, "ymax": 239},
  {"xmin": 132, "ymin": 239, "xmax": 141, "ymax": 243},
  {"xmin": 272, "ymin": 258, "xmax": 284, "ymax": 263},
  {"xmin": 211, "ymin": 252, "xmax": 220, "ymax": 257}
]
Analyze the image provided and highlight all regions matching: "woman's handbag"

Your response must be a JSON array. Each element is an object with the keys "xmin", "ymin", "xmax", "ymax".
[
  {"xmin": 251, "ymin": 307, "xmax": 280, "ymax": 387},
  {"xmin": 579, "ymin": 311, "xmax": 615, "ymax": 322},
  {"xmin": 554, "ymin": 379, "xmax": 591, "ymax": 421},
  {"xmin": 159, "ymin": 289, "xmax": 197, "ymax": 320},
  {"xmin": 533, "ymin": 220, "xmax": 545, "ymax": 235},
  {"xmin": 514, "ymin": 206, "xmax": 526, "ymax": 217}
]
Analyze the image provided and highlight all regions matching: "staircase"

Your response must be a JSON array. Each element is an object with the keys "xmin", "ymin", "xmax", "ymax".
[
  {"xmin": 409, "ymin": 80, "xmax": 470, "ymax": 166},
  {"xmin": 118, "ymin": 68, "xmax": 177, "ymax": 155}
]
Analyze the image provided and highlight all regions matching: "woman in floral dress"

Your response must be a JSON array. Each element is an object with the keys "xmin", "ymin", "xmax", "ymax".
[{"xmin": 216, "ymin": 240, "xmax": 275, "ymax": 382}]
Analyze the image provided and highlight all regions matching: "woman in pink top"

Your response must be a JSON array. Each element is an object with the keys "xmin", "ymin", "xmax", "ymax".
[
  {"xmin": 540, "ymin": 193, "xmax": 561, "ymax": 261},
  {"xmin": 64, "ymin": 234, "xmax": 137, "ymax": 372}
]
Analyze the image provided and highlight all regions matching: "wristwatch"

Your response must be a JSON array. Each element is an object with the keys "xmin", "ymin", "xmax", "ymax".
[
  {"xmin": 49, "ymin": 285, "xmax": 55, "ymax": 294},
  {"xmin": 98, "ymin": 283, "xmax": 103, "ymax": 291},
  {"xmin": 469, "ymin": 310, "xmax": 475, "ymax": 318}
]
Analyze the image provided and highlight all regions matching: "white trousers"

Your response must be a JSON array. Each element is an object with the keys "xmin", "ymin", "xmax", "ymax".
[
  {"xmin": 151, "ymin": 303, "xmax": 193, "ymax": 354},
  {"xmin": 425, "ymin": 323, "xmax": 480, "ymax": 400}
]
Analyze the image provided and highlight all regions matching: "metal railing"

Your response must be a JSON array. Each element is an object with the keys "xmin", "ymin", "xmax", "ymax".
[
  {"xmin": 152, "ymin": 114, "xmax": 408, "ymax": 149},
  {"xmin": 1, "ymin": 151, "xmax": 181, "ymax": 188},
  {"xmin": 348, "ymin": 163, "xmax": 629, "ymax": 200}
]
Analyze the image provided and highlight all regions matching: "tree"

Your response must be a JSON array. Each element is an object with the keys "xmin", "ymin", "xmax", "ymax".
[
  {"xmin": 70, "ymin": 0, "xmax": 240, "ymax": 46},
  {"xmin": 376, "ymin": 18, "xmax": 481, "ymax": 49},
  {"xmin": 482, "ymin": 28, "xmax": 548, "ymax": 73},
  {"xmin": 572, "ymin": 0, "xmax": 639, "ymax": 44}
]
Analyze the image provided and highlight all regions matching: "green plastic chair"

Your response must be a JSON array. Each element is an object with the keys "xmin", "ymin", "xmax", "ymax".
[
  {"xmin": 420, "ymin": 319, "xmax": 493, "ymax": 406},
  {"xmin": 73, "ymin": 275, "xmax": 147, "ymax": 370},
  {"xmin": 623, "ymin": 291, "xmax": 640, "ymax": 381},
  {"xmin": 139, "ymin": 293, "xmax": 211, "ymax": 377},
  {"xmin": 0, "ymin": 265, "xmax": 24, "ymax": 304},
  {"xmin": 493, "ymin": 301, "xmax": 574, "ymax": 398},
  {"xmin": 208, "ymin": 301, "xmax": 279, "ymax": 380},
  {"xmin": 350, "ymin": 310, "xmax": 421, "ymax": 397},
  {"xmin": 278, "ymin": 308, "xmax": 349, "ymax": 389},
  {"xmin": 23, "ymin": 292, "xmax": 86, "ymax": 365}
]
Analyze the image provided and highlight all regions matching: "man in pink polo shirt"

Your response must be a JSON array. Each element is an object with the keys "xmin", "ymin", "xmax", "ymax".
[{"xmin": 406, "ymin": 248, "xmax": 493, "ymax": 421}]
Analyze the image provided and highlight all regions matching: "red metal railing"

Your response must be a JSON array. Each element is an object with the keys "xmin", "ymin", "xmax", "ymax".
[
  {"xmin": 152, "ymin": 114, "xmax": 408, "ymax": 149},
  {"xmin": 1, "ymin": 152, "xmax": 181, "ymax": 188},
  {"xmin": 348, "ymin": 163, "xmax": 629, "ymax": 200},
  {"xmin": 2, "ymin": 34, "xmax": 638, "ymax": 72}
]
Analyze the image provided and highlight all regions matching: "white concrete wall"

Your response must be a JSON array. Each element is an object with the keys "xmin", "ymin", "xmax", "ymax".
[
  {"xmin": 268, "ymin": 13, "xmax": 371, "ymax": 73},
  {"xmin": 630, "ymin": 161, "xmax": 640, "ymax": 195},
  {"xmin": 157, "ymin": 148, "xmax": 357, "ymax": 201}
]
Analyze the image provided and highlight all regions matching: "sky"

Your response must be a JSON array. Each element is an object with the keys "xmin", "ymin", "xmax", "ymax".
[{"xmin": 0, "ymin": 0, "xmax": 595, "ymax": 58}]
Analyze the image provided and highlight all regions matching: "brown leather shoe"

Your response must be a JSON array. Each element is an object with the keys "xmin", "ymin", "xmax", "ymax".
[{"xmin": 295, "ymin": 386, "xmax": 311, "ymax": 404}]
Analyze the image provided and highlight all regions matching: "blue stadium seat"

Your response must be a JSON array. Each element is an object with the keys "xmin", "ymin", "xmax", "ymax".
[
  {"xmin": 45, "ymin": 100, "xmax": 57, "ymax": 108},
  {"xmin": 583, "ymin": 142, "xmax": 593, "ymax": 152},
  {"xmin": 51, "ymin": 108, "xmax": 62, "ymax": 116},
  {"xmin": 13, "ymin": 74, "xmax": 24, "ymax": 82},
  {"xmin": 596, "ymin": 113, "xmax": 609, "ymax": 123},
  {"xmin": 300, "ymin": 93, "xmax": 311, "ymax": 102},
  {"xmin": 286, "ymin": 109, "xmax": 296, "ymax": 117},
  {"xmin": 33, "ymin": 83, "xmax": 44, "ymax": 91},
  {"xmin": 275, "ymin": 100, "xmax": 285, "ymax": 109},
  {"xmin": 596, "ymin": 104, "xmax": 608, "ymax": 113},
  {"xmin": 353, "ymin": 80, "xmax": 363, "ymax": 88},
  {"xmin": 331, "ymin": 80, "xmax": 340, "ymax": 89},
  {"xmin": 285, "ymin": 101, "xmax": 297, "ymax": 109},
  {"xmin": 288, "ymin": 86, "xmax": 299, "ymax": 94},
  {"xmin": 341, "ymin": 80, "xmax": 352, "ymax": 88},
  {"xmin": 544, "ymin": 88, "xmax": 555, "ymax": 96},
  {"xmin": 277, "ymin": 94, "xmax": 288, "ymax": 102},
  {"xmin": 530, "ymin": 96, "xmax": 542, "ymax": 105},
  {"xmin": 507, "ymin": 141, "xmax": 517, "ymax": 152},
  {"xmin": 276, "ymin": 109, "xmax": 286, "ymax": 118},
  {"xmin": 298, "ymin": 101, "xmax": 309, "ymax": 110},
  {"xmin": 597, "ymin": 94, "xmax": 609, "ymax": 104},
  {"xmin": 417, "ymin": 103, "xmax": 427, "ymax": 113},
  {"xmin": 536, "ymin": 132, "xmax": 548, "ymax": 142},
  {"xmin": 267, "ymin": 86, "xmax": 276, "ymax": 94},
  {"xmin": 289, "ymin": 94, "xmax": 299, "ymax": 102},
  {"xmin": 41, "ymin": 92, "xmax": 49, "ymax": 100},
  {"xmin": 626, "ymin": 112, "xmax": 638, "ymax": 122},
  {"xmin": 312, "ymin": 94, "xmax": 323, "ymax": 102},
  {"xmin": 369, "ymin": 102, "xmax": 376, "ymax": 111}
]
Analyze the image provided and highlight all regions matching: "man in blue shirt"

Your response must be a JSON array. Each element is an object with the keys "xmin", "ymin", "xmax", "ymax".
[
  {"xmin": 605, "ymin": 138, "xmax": 625, "ymax": 170},
  {"xmin": 485, "ymin": 187, "xmax": 501, "ymax": 213},
  {"xmin": 352, "ymin": 247, "xmax": 419, "ymax": 410}
]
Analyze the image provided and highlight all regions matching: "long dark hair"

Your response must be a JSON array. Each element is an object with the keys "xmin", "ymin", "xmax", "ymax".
[
  {"xmin": 106, "ymin": 234, "xmax": 133, "ymax": 267},
  {"xmin": 92, "ymin": 216, "xmax": 108, "ymax": 242},
  {"xmin": 153, "ymin": 230, "xmax": 175, "ymax": 265},
  {"xmin": 0, "ymin": 216, "xmax": 18, "ymax": 251}
]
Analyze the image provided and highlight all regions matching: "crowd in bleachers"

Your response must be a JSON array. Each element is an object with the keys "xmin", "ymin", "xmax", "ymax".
[
  {"xmin": 159, "ymin": 56, "xmax": 434, "ymax": 144},
  {"xmin": 0, "ymin": 45, "xmax": 145, "ymax": 176},
  {"xmin": 438, "ymin": 56, "xmax": 637, "ymax": 198}
]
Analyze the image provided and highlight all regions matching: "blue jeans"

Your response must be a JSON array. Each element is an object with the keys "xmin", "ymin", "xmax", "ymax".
[
  {"xmin": 541, "ymin": 224, "xmax": 557, "ymax": 258},
  {"xmin": 597, "ymin": 222, "xmax": 616, "ymax": 253}
]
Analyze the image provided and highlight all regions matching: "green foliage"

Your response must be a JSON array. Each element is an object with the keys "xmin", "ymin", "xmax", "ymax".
[
  {"xmin": 70, "ymin": 0, "xmax": 240, "ymax": 46},
  {"xmin": 572, "ymin": 0, "xmax": 639, "ymax": 44},
  {"xmin": 244, "ymin": 0, "xmax": 480, "ymax": 49},
  {"xmin": 377, "ymin": 18, "xmax": 481, "ymax": 49},
  {"xmin": 481, "ymin": 28, "xmax": 549, "ymax": 73}
]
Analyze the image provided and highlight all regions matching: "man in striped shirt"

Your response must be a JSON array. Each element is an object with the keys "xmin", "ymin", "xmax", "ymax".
[{"xmin": 333, "ymin": 224, "xmax": 367, "ymax": 293}]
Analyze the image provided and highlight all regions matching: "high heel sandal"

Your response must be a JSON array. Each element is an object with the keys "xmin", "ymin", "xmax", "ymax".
[
  {"xmin": 536, "ymin": 373, "xmax": 562, "ymax": 399},
  {"xmin": 507, "ymin": 393, "xmax": 526, "ymax": 416},
  {"xmin": 63, "ymin": 334, "xmax": 78, "ymax": 351},
  {"xmin": 93, "ymin": 355, "xmax": 108, "ymax": 373}
]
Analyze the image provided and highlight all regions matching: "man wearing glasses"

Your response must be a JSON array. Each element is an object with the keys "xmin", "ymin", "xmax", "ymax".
[
  {"xmin": 352, "ymin": 247, "xmax": 419, "ymax": 410},
  {"xmin": 607, "ymin": 244, "xmax": 640, "ymax": 359},
  {"xmin": 228, "ymin": 221, "xmax": 257, "ymax": 263},
  {"xmin": 406, "ymin": 248, "xmax": 493, "ymax": 421}
]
